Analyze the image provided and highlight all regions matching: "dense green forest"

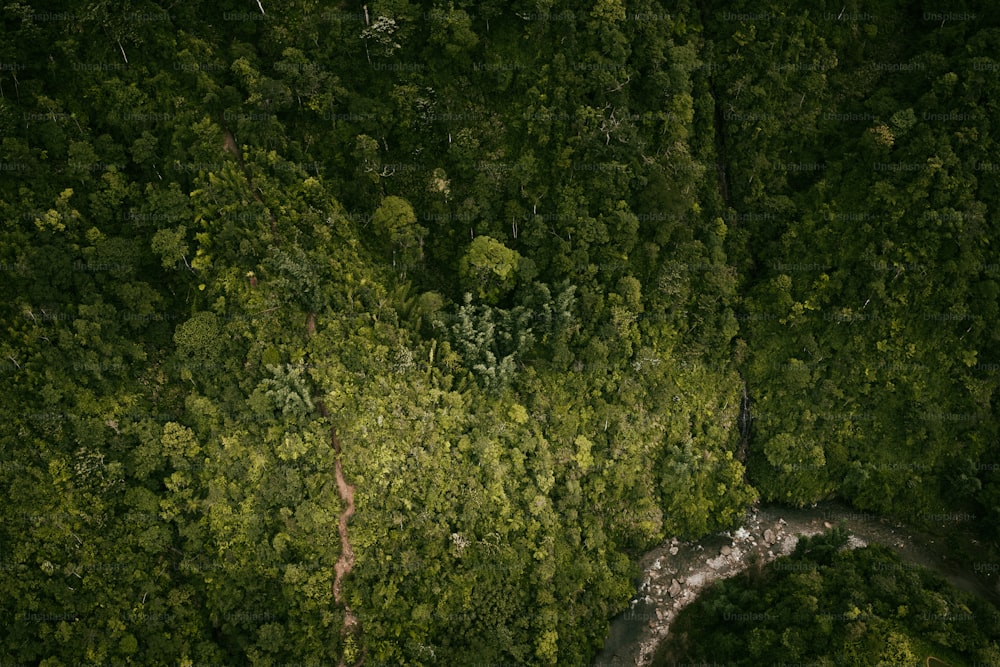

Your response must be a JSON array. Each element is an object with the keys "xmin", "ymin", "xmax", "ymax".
[
  {"xmin": 0, "ymin": 0, "xmax": 997, "ymax": 664},
  {"xmin": 705, "ymin": 0, "xmax": 1000, "ymax": 531},
  {"xmin": 654, "ymin": 528, "xmax": 1000, "ymax": 665}
]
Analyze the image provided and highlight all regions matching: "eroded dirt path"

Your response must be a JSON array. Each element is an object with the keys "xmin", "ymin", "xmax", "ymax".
[
  {"xmin": 332, "ymin": 436, "xmax": 357, "ymax": 624},
  {"xmin": 316, "ymin": 401, "xmax": 362, "ymax": 666},
  {"xmin": 310, "ymin": 312, "xmax": 362, "ymax": 666}
]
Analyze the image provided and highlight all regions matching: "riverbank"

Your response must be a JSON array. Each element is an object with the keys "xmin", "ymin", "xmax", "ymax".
[{"xmin": 591, "ymin": 500, "xmax": 999, "ymax": 666}]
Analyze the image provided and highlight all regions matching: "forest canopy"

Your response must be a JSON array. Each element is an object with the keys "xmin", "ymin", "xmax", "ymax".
[{"xmin": 1, "ymin": 0, "xmax": 997, "ymax": 664}]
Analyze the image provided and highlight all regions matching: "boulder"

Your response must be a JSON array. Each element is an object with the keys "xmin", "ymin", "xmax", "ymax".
[
  {"xmin": 668, "ymin": 579, "xmax": 681, "ymax": 598},
  {"xmin": 763, "ymin": 529, "xmax": 774, "ymax": 545},
  {"xmin": 721, "ymin": 545, "xmax": 732, "ymax": 556}
]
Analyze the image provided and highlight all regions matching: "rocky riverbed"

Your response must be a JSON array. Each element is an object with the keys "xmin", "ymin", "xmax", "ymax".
[{"xmin": 591, "ymin": 500, "xmax": 998, "ymax": 666}]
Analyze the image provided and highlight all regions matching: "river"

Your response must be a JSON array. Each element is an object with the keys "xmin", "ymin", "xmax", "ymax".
[{"xmin": 591, "ymin": 500, "xmax": 999, "ymax": 666}]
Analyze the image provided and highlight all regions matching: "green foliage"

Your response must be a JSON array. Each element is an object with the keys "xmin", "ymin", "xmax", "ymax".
[
  {"xmin": 459, "ymin": 236, "xmax": 524, "ymax": 305},
  {"xmin": 372, "ymin": 194, "xmax": 426, "ymax": 271},
  {"xmin": 3, "ymin": 1, "xmax": 996, "ymax": 664},
  {"xmin": 705, "ymin": 0, "xmax": 1000, "ymax": 531},
  {"xmin": 655, "ymin": 533, "xmax": 1000, "ymax": 665},
  {"xmin": 150, "ymin": 225, "xmax": 190, "ymax": 269},
  {"xmin": 432, "ymin": 292, "xmax": 537, "ymax": 392},
  {"xmin": 173, "ymin": 312, "xmax": 222, "ymax": 373}
]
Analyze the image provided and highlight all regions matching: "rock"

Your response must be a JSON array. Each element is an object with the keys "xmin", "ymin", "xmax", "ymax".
[
  {"xmin": 669, "ymin": 579, "xmax": 681, "ymax": 598},
  {"xmin": 669, "ymin": 546, "xmax": 679, "ymax": 555},
  {"xmin": 824, "ymin": 521, "xmax": 833, "ymax": 529},
  {"xmin": 763, "ymin": 529, "xmax": 774, "ymax": 545},
  {"xmin": 677, "ymin": 577, "xmax": 686, "ymax": 584},
  {"xmin": 847, "ymin": 536, "xmax": 867, "ymax": 549},
  {"xmin": 721, "ymin": 545, "xmax": 732, "ymax": 556}
]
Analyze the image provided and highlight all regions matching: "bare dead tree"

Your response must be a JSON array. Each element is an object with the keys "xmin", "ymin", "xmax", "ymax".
[{"xmin": 605, "ymin": 74, "xmax": 631, "ymax": 93}]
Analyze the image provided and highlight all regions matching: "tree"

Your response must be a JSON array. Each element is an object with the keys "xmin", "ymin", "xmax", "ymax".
[
  {"xmin": 151, "ymin": 226, "xmax": 190, "ymax": 270},
  {"xmin": 361, "ymin": 15, "xmax": 403, "ymax": 59},
  {"xmin": 459, "ymin": 236, "xmax": 524, "ymax": 305},
  {"xmin": 172, "ymin": 312, "xmax": 223, "ymax": 383},
  {"xmin": 426, "ymin": 4, "xmax": 479, "ymax": 58},
  {"xmin": 372, "ymin": 195, "xmax": 426, "ymax": 270}
]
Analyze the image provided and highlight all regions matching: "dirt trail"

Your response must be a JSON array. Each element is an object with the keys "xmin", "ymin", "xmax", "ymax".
[
  {"xmin": 332, "ymin": 434, "xmax": 357, "ymax": 625},
  {"xmin": 310, "ymin": 314, "xmax": 362, "ymax": 666},
  {"xmin": 315, "ymin": 400, "xmax": 363, "ymax": 666}
]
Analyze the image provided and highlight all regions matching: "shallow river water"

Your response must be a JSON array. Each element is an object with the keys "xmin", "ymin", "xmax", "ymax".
[{"xmin": 591, "ymin": 500, "xmax": 999, "ymax": 666}]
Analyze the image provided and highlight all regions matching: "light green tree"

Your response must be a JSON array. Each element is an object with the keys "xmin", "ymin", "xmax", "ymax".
[
  {"xmin": 459, "ymin": 236, "xmax": 523, "ymax": 304},
  {"xmin": 151, "ymin": 225, "xmax": 190, "ymax": 269},
  {"xmin": 372, "ymin": 195, "xmax": 426, "ymax": 269}
]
